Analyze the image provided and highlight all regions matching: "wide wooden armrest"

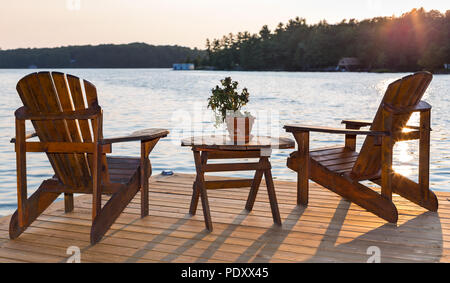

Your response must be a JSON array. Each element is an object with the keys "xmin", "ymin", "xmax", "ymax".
[
  {"xmin": 102, "ymin": 128, "xmax": 169, "ymax": 144},
  {"xmin": 341, "ymin": 120, "xmax": 372, "ymax": 128},
  {"xmin": 284, "ymin": 124, "xmax": 388, "ymax": 136},
  {"xmin": 10, "ymin": 131, "xmax": 38, "ymax": 143}
]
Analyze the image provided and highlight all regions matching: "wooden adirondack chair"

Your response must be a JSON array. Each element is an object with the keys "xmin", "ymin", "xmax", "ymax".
[
  {"xmin": 10, "ymin": 72, "xmax": 169, "ymax": 244},
  {"xmin": 285, "ymin": 72, "xmax": 438, "ymax": 223}
]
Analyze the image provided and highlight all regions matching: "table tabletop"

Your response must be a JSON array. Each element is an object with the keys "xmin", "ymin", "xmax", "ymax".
[{"xmin": 181, "ymin": 135, "xmax": 295, "ymax": 151}]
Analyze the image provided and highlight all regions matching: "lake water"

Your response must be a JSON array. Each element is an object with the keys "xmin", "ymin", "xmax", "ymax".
[{"xmin": 0, "ymin": 69, "xmax": 449, "ymax": 216}]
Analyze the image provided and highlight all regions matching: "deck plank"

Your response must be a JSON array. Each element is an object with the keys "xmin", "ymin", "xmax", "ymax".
[{"xmin": 0, "ymin": 173, "xmax": 449, "ymax": 263}]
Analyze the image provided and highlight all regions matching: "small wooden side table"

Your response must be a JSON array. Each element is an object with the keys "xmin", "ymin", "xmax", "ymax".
[{"xmin": 181, "ymin": 135, "xmax": 295, "ymax": 231}]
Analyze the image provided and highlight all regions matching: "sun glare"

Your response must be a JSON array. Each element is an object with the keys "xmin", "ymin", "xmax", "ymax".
[{"xmin": 395, "ymin": 142, "xmax": 414, "ymax": 163}]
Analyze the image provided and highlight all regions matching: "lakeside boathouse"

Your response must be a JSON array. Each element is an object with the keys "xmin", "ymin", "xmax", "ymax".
[{"xmin": 173, "ymin": 63, "xmax": 195, "ymax": 70}]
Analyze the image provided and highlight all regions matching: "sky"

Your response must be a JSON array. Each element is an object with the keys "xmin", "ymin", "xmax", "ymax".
[{"xmin": 0, "ymin": 0, "xmax": 448, "ymax": 50}]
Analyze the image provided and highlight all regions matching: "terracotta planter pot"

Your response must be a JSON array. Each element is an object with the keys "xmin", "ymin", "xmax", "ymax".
[{"xmin": 225, "ymin": 116, "xmax": 255, "ymax": 143}]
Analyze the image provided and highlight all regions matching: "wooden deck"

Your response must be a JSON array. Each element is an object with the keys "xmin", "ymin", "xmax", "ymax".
[{"xmin": 0, "ymin": 173, "xmax": 449, "ymax": 263}]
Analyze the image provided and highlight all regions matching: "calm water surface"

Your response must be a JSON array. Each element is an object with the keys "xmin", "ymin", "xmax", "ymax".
[{"xmin": 0, "ymin": 69, "xmax": 449, "ymax": 216}]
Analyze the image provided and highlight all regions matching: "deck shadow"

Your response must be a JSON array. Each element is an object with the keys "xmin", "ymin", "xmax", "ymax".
[
  {"xmin": 304, "ymin": 199, "xmax": 443, "ymax": 263},
  {"xmin": 195, "ymin": 209, "xmax": 249, "ymax": 263},
  {"xmin": 237, "ymin": 205, "xmax": 304, "ymax": 263},
  {"xmin": 124, "ymin": 214, "xmax": 197, "ymax": 263}
]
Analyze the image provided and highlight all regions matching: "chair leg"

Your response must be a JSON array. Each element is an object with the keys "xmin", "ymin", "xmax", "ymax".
[
  {"xmin": 376, "ymin": 173, "xmax": 438, "ymax": 212},
  {"xmin": 64, "ymin": 193, "xmax": 74, "ymax": 213},
  {"xmin": 293, "ymin": 132, "xmax": 309, "ymax": 206},
  {"xmin": 92, "ymin": 137, "xmax": 161, "ymax": 244},
  {"xmin": 140, "ymin": 158, "xmax": 150, "ymax": 218},
  {"xmin": 381, "ymin": 139, "xmax": 393, "ymax": 200},
  {"xmin": 90, "ymin": 175, "xmax": 140, "ymax": 244},
  {"xmin": 419, "ymin": 109, "xmax": 431, "ymax": 202},
  {"xmin": 139, "ymin": 138, "xmax": 160, "ymax": 218},
  {"xmin": 15, "ymin": 118, "xmax": 27, "ymax": 227},
  {"xmin": 310, "ymin": 159, "xmax": 398, "ymax": 223},
  {"xmin": 381, "ymin": 109, "xmax": 393, "ymax": 200},
  {"xmin": 10, "ymin": 184, "xmax": 60, "ymax": 239}
]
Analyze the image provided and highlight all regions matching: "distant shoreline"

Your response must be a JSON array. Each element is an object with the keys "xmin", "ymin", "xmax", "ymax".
[
  {"xmin": 0, "ymin": 43, "xmax": 205, "ymax": 69},
  {"xmin": 1, "ymin": 68, "xmax": 448, "ymax": 75}
]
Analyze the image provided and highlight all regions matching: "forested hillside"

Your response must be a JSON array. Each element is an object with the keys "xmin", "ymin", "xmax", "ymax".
[
  {"xmin": 0, "ymin": 43, "xmax": 205, "ymax": 68},
  {"xmin": 205, "ymin": 8, "xmax": 450, "ymax": 72}
]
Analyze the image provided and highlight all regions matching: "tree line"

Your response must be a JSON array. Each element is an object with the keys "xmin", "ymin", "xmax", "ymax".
[
  {"xmin": 203, "ymin": 8, "xmax": 450, "ymax": 72},
  {"xmin": 0, "ymin": 43, "xmax": 205, "ymax": 68}
]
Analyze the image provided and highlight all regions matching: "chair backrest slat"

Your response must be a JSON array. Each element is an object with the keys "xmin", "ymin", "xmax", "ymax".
[
  {"xmin": 82, "ymin": 78, "xmax": 109, "ymax": 182},
  {"xmin": 351, "ymin": 72, "xmax": 433, "ymax": 179},
  {"xmin": 52, "ymin": 72, "xmax": 92, "ymax": 187}
]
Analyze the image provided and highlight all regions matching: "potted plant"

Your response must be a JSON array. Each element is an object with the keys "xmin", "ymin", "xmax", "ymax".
[{"xmin": 207, "ymin": 77, "xmax": 255, "ymax": 142}]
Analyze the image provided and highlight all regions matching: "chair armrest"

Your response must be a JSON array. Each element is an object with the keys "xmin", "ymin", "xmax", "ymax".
[
  {"xmin": 341, "ymin": 120, "xmax": 428, "ymax": 131},
  {"xmin": 284, "ymin": 124, "xmax": 388, "ymax": 136},
  {"xmin": 10, "ymin": 131, "xmax": 38, "ymax": 143},
  {"xmin": 341, "ymin": 120, "xmax": 372, "ymax": 128},
  {"xmin": 102, "ymin": 128, "xmax": 169, "ymax": 144}
]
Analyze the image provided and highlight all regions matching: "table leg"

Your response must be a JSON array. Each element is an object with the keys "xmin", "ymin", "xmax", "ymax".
[
  {"xmin": 245, "ymin": 158, "xmax": 264, "ymax": 212},
  {"xmin": 189, "ymin": 152, "xmax": 208, "ymax": 215},
  {"xmin": 192, "ymin": 150, "xmax": 213, "ymax": 231},
  {"xmin": 262, "ymin": 157, "xmax": 282, "ymax": 226},
  {"xmin": 189, "ymin": 180, "xmax": 199, "ymax": 215}
]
